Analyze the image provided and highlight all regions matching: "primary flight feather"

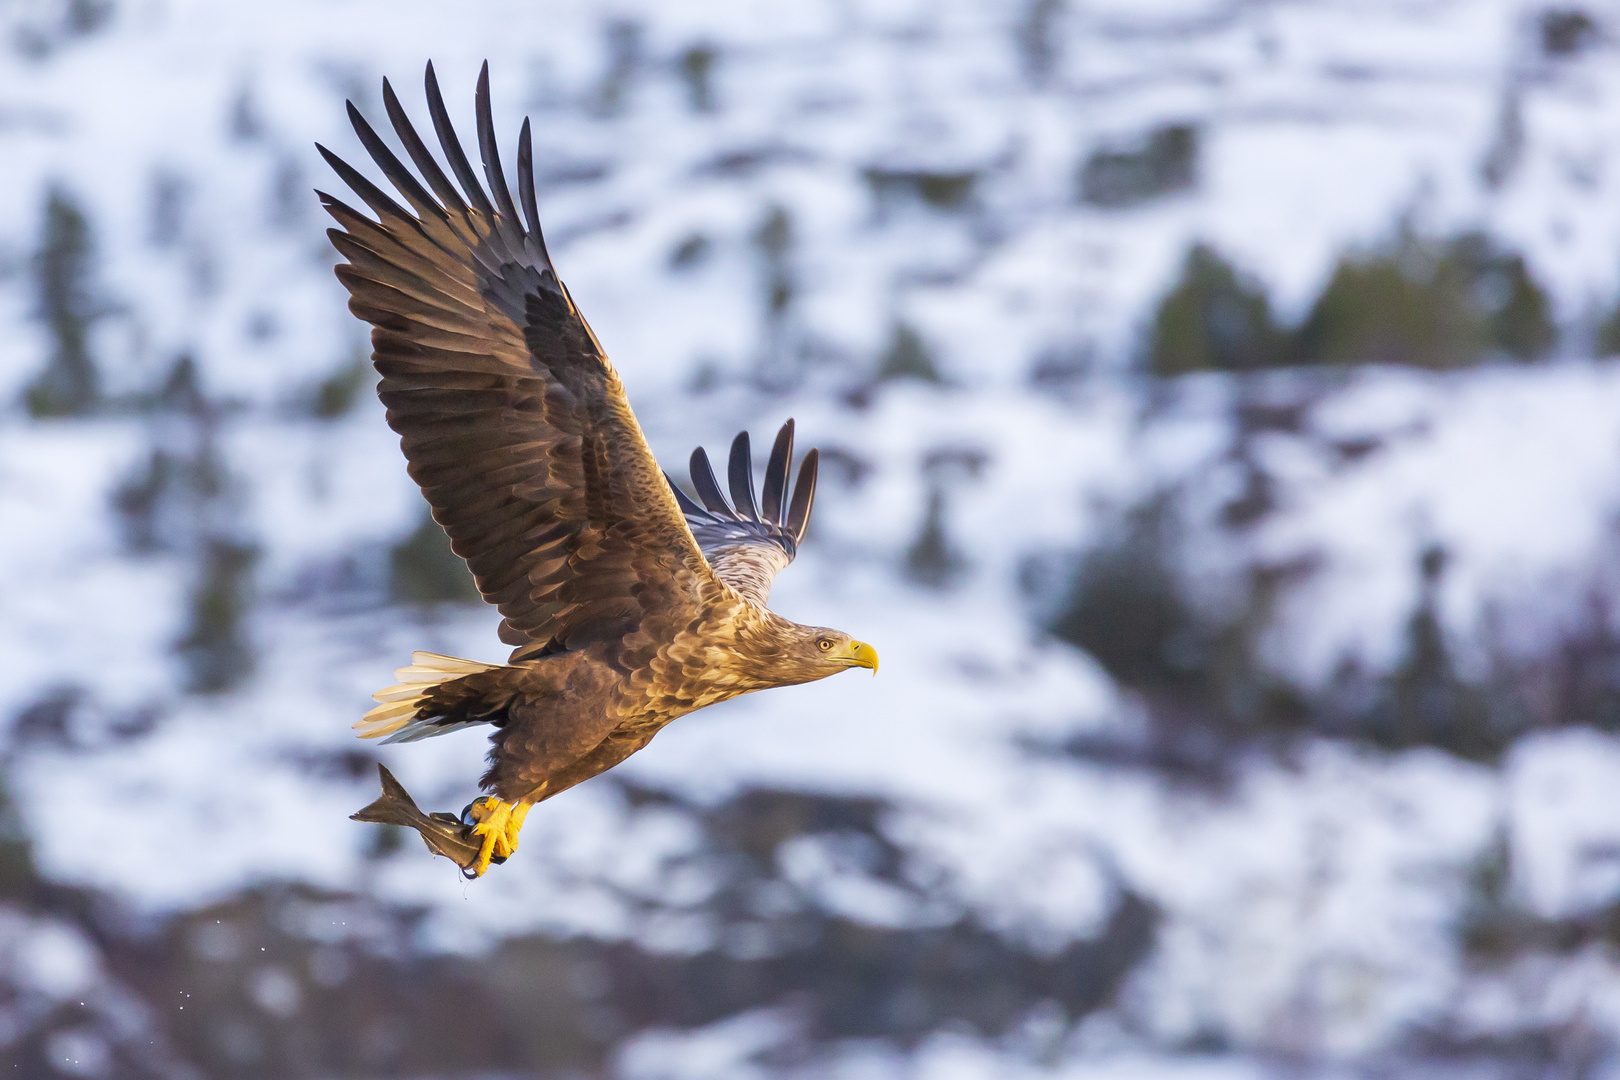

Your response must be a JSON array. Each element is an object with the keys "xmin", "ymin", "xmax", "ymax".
[{"xmin": 320, "ymin": 62, "xmax": 877, "ymax": 877}]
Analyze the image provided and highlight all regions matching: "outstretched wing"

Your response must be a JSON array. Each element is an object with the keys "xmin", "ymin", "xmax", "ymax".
[
  {"xmin": 319, "ymin": 61, "xmax": 723, "ymax": 666},
  {"xmin": 666, "ymin": 420, "xmax": 819, "ymax": 608}
]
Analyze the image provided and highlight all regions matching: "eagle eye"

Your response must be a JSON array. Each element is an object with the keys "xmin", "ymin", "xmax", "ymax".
[{"xmin": 817, "ymin": 638, "xmax": 833, "ymax": 651}]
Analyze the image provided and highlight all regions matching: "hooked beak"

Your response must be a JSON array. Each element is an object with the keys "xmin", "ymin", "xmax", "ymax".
[{"xmin": 834, "ymin": 639, "xmax": 879, "ymax": 676}]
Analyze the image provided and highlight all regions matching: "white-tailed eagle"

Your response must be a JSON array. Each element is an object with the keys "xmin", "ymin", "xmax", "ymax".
[{"xmin": 320, "ymin": 63, "xmax": 877, "ymax": 877}]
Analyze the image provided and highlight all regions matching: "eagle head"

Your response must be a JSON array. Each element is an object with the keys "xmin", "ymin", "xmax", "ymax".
[{"xmin": 778, "ymin": 625, "xmax": 879, "ymax": 682}]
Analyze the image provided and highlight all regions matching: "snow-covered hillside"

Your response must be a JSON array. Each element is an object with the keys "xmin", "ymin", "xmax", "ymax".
[{"xmin": 8, "ymin": 0, "xmax": 1620, "ymax": 1076}]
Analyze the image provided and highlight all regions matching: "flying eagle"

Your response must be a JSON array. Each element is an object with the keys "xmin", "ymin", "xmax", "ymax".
[{"xmin": 318, "ymin": 63, "xmax": 878, "ymax": 877}]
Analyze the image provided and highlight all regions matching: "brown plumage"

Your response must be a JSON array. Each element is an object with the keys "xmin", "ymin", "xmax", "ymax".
[{"xmin": 320, "ymin": 62, "xmax": 878, "ymax": 876}]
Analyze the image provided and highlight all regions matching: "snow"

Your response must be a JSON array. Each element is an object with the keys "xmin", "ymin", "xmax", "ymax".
[
  {"xmin": 6, "ymin": 0, "xmax": 1620, "ymax": 1073},
  {"xmin": 1235, "ymin": 363, "xmax": 1620, "ymax": 682},
  {"xmin": 1507, "ymin": 729, "xmax": 1620, "ymax": 920},
  {"xmin": 12, "ymin": 916, "xmax": 101, "ymax": 1000},
  {"xmin": 1118, "ymin": 743, "xmax": 1497, "ymax": 1057}
]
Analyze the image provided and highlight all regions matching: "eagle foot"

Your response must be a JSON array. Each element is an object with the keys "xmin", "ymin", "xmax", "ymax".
[{"xmin": 462, "ymin": 796, "xmax": 525, "ymax": 877}]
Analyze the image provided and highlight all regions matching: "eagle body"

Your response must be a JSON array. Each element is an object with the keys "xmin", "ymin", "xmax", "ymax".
[
  {"xmin": 321, "ymin": 63, "xmax": 876, "ymax": 875},
  {"xmin": 411, "ymin": 593, "xmax": 840, "ymax": 804}
]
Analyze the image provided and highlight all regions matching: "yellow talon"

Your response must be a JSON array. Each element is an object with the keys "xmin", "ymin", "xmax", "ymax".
[{"xmin": 464, "ymin": 797, "xmax": 531, "ymax": 877}]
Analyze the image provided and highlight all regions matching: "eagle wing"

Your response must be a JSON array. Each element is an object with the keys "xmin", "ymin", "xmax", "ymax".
[
  {"xmin": 319, "ymin": 62, "xmax": 723, "ymax": 665},
  {"xmin": 666, "ymin": 421, "xmax": 819, "ymax": 608}
]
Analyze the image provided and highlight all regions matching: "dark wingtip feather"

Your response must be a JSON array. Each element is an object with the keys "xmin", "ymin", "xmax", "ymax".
[
  {"xmin": 689, "ymin": 447, "xmax": 734, "ymax": 517},
  {"xmin": 761, "ymin": 420, "xmax": 794, "ymax": 524},
  {"xmin": 384, "ymin": 73, "xmax": 468, "ymax": 216},
  {"xmin": 728, "ymin": 432, "xmax": 759, "ymax": 521},
  {"xmin": 315, "ymin": 191, "xmax": 372, "ymax": 233},
  {"xmin": 516, "ymin": 118, "xmax": 539, "ymax": 236},
  {"xmin": 316, "ymin": 143, "xmax": 411, "ymax": 224},
  {"xmin": 787, "ymin": 448, "xmax": 818, "ymax": 543},
  {"xmin": 665, "ymin": 472, "xmax": 711, "ymax": 519},
  {"xmin": 475, "ymin": 61, "xmax": 522, "ymax": 229},
  {"xmin": 346, "ymin": 97, "xmax": 441, "ymax": 222},
  {"xmin": 516, "ymin": 118, "xmax": 553, "ymax": 268},
  {"xmin": 425, "ymin": 59, "xmax": 496, "ymax": 220}
]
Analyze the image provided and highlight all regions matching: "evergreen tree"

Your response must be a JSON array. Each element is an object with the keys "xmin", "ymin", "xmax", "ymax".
[{"xmin": 25, "ymin": 186, "xmax": 101, "ymax": 417}]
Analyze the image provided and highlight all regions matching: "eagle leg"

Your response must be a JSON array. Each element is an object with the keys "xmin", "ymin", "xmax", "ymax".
[{"xmin": 463, "ymin": 796, "xmax": 530, "ymax": 877}]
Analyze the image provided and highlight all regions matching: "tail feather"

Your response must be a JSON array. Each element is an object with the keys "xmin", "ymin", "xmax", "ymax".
[{"xmin": 355, "ymin": 651, "xmax": 503, "ymax": 742}]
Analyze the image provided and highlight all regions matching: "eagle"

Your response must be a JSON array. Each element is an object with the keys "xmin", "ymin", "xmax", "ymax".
[{"xmin": 318, "ymin": 62, "xmax": 878, "ymax": 878}]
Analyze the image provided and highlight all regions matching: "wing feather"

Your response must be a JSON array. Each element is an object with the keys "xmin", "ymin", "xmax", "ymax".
[
  {"xmin": 475, "ymin": 64, "xmax": 525, "ymax": 237},
  {"xmin": 668, "ymin": 421, "xmax": 819, "ymax": 607},
  {"xmin": 761, "ymin": 420, "xmax": 793, "ymax": 524},
  {"xmin": 516, "ymin": 118, "xmax": 550, "ymax": 259},
  {"xmin": 323, "ymin": 62, "xmax": 727, "ymax": 665},
  {"xmin": 689, "ymin": 447, "xmax": 734, "ymax": 517},
  {"xmin": 383, "ymin": 77, "xmax": 476, "ymax": 228},
  {"xmin": 424, "ymin": 61, "xmax": 497, "ymax": 223},
  {"xmin": 727, "ymin": 432, "xmax": 759, "ymax": 521},
  {"xmin": 786, "ymin": 449, "xmax": 819, "ymax": 544}
]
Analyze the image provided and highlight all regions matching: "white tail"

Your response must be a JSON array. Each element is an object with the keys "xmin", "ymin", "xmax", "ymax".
[{"xmin": 354, "ymin": 651, "xmax": 500, "ymax": 743}]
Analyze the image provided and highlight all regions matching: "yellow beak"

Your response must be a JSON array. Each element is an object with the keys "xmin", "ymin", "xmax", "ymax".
[{"xmin": 836, "ymin": 639, "xmax": 879, "ymax": 675}]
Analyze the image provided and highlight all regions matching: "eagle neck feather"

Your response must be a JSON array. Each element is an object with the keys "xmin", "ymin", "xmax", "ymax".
[{"xmin": 713, "ymin": 605, "xmax": 825, "ymax": 692}]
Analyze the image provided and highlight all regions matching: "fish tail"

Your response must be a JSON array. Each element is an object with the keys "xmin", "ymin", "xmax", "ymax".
[{"xmin": 349, "ymin": 763, "xmax": 426, "ymax": 827}]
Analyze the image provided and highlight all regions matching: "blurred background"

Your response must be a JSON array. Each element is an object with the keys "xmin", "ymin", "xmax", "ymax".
[{"xmin": 8, "ymin": 0, "xmax": 1620, "ymax": 1076}]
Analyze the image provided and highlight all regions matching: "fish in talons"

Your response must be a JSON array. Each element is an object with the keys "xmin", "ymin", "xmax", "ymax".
[{"xmin": 352, "ymin": 764, "xmax": 509, "ymax": 878}]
